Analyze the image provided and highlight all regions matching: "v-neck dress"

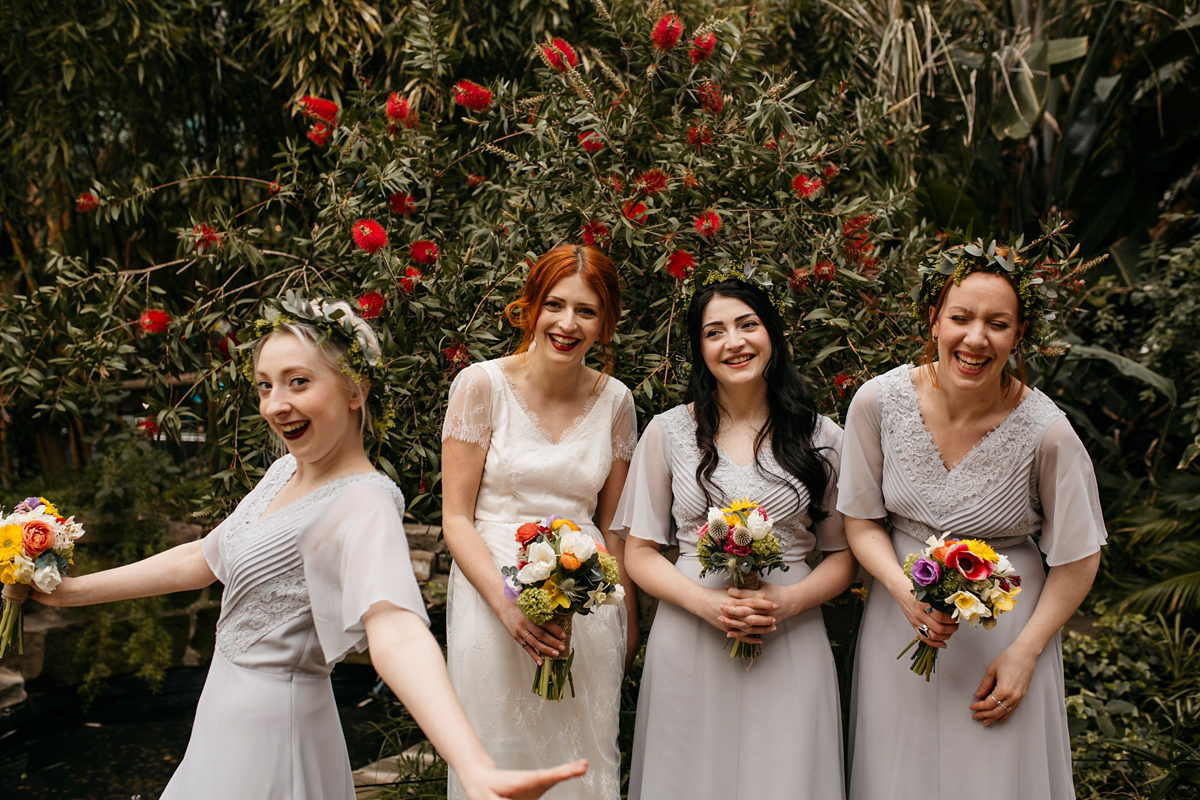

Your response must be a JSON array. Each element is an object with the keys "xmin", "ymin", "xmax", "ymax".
[
  {"xmin": 612, "ymin": 404, "xmax": 849, "ymax": 800},
  {"xmin": 162, "ymin": 455, "xmax": 427, "ymax": 800},
  {"xmin": 837, "ymin": 365, "xmax": 1106, "ymax": 800},
  {"xmin": 441, "ymin": 359, "xmax": 636, "ymax": 800}
]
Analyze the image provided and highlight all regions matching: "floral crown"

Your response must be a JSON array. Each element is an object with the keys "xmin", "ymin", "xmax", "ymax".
[
  {"xmin": 237, "ymin": 290, "xmax": 395, "ymax": 437},
  {"xmin": 912, "ymin": 220, "xmax": 1105, "ymax": 351},
  {"xmin": 681, "ymin": 259, "xmax": 789, "ymax": 314}
]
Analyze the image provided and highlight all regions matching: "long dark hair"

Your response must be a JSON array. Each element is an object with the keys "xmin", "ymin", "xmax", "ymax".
[{"xmin": 684, "ymin": 280, "xmax": 832, "ymax": 519}]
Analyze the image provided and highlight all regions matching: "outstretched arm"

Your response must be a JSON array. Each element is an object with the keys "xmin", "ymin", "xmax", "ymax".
[
  {"xmin": 32, "ymin": 539, "xmax": 216, "ymax": 607},
  {"xmin": 363, "ymin": 604, "xmax": 586, "ymax": 799}
]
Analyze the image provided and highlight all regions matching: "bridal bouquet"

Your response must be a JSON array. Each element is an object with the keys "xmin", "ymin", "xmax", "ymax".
[
  {"xmin": 695, "ymin": 498, "xmax": 788, "ymax": 663},
  {"xmin": 1, "ymin": 497, "xmax": 85, "ymax": 657},
  {"xmin": 898, "ymin": 533, "xmax": 1022, "ymax": 680},
  {"xmin": 501, "ymin": 516, "xmax": 624, "ymax": 700}
]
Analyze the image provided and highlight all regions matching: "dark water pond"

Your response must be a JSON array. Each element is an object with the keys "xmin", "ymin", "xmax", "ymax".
[{"xmin": 0, "ymin": 663, "xmax": 394, "ymax": 800}]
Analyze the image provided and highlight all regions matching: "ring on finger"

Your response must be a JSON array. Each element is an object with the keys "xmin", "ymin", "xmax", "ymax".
[
  {"xmin": 924, "ymin": 605, "xmax": 933, "ymax": 613},
  {"xmin": 917, "ymin": 624, "xmax": 931, "ymax": 638},
  {"xmin": 990, "ymin": 693, "xmax": 1011, "ymax": 712}
]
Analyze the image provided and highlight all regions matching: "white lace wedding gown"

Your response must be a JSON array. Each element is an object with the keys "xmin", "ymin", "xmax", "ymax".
[
  {"xmin": 613, "ymin": 404, "xmax": 848, "ymax": 800},
  {"xmin": 838, "ymin": 365, "xmax": 1107, "ymax": 800},
  {"xmin": 162, "ymin": 454, "xmax": 427, "ymax": 800},
  {"xmin": 442, "ymin": 359, "xmax": 635, "ymax": 800}
]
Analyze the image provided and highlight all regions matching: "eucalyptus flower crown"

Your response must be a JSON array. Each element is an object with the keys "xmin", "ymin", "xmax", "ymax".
[
  {"xmin": 238, "ymin": 290, "xmax": 395, "ymax": 437},
  {"xmin": 913, "ymin": 219, "xmax": 1106, "ymax": 353},
  {"xmin": 681, "ymin": 259, "xmax": 789, "ymax": 314}
]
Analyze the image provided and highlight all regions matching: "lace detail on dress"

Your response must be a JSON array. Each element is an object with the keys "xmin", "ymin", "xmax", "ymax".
[
  {"xmin": 876, "ymin": 365, "xmax": 1063, "ymax": 527},
  {"xmin": 216, "ymin": 564, "xmax": 309, "ymax": 660},
  {"xmin": 492, "ymin": 360, "xmax": 603, "ymax": 446},
  {"xmin": 612, "ymin": 429, "xmax": 637, "ymax": 462},
  {"xmin": 656, "ymin": 405, "xmax": 813, "ymax": 551}
]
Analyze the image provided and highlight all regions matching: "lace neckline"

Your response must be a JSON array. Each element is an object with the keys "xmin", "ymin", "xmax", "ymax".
[
  {"xmin": 490, "ymin": 359, "xmax": 606, "ymax": 446},
  {"xmin": 252, "ymin": 456, "xmax": 397, "ymax": 522},
  {"xmin": 902, "ymin": 366, "xmax": 1033, "ymax": 473}
]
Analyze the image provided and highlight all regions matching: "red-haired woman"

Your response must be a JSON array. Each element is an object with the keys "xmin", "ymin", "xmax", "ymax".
[{"xmin": 441, "ymin": 245, "xmax": 638, "ymax": 800}]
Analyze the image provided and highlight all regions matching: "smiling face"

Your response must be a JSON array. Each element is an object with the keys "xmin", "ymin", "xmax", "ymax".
[
  {"xmin": 930, "ymin": 271, "xmax": 1026, "ymax": 393},
  {"xmin": 531, "ymin": 273, "xmax": 604, "ymax": 364},
  {"xmin": 254, "ymin": 332, "xmax": 364, "ymax": 467},
  {"xmin": 699, "ymin": 293, "xmax": 773, "ymax": 391}
]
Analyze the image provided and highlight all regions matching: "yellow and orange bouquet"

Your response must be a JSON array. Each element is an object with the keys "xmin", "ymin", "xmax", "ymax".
[
  {"xmin": 898, "ymin": 533, "xmax": 1022, "ymax": 680},
  {"xmin": 501, "ymin": 516, "xmax": 624, "ymax": 700},
  {"xmin": 1, "ymin": 497, "xmax": 85, "ymax": 657}
]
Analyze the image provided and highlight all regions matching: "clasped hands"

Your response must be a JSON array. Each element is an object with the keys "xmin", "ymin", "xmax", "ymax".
[{"xmin": 713, "ymin": 585, "xmax": 784, "ymax": 644}]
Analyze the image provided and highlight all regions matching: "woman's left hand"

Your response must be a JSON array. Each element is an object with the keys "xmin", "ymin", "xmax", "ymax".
[
  {"xmin": 720, "ymin": 587, "xmax": 778, "ymax": 643},
  {"xmin": 970, "ymin": 642, "xmax": 1039, "ymax": 725}
]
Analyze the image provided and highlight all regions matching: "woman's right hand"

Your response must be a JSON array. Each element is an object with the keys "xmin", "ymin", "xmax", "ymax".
[
  {"xmin": 496, "ymin": 602, "xmax": 565, "ymax": 666},
  {"xmin": 894, "ymin": 587, "xmax": 958, "ymax": 648},
  {"xmin": 689, "ymin": 585, "xmax": 777, "ymax": 641}
]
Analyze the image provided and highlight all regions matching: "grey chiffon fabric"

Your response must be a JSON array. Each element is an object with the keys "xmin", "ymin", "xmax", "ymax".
[
  {"xmin": 837, "ymin": 365, "xmax": 1106, "ymax": 800},
  {"xmin": 613, "ymin": 404, "xmax": 848, "ymax": 800},
  {"xmin": 441, "ymin": 360, "xmax": 635, "ymax": 800},
  {"xmin": 162, "ymin": 455, "xmax": 427, "ymax": 800}
]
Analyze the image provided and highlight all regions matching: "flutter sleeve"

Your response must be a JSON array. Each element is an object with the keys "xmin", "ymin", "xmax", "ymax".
[
  {"xmin": 441, "ymin": 362, "xmax": 494, "ymax": 448},
  {"xmin": 612, "ymin": 416, "xmax": 676, "ymax": 546},
  {"xmin": 301, "ymin": 482, "xmax": 429, "ymax": 666},
  {"xmin": 813, "ymin": 416, "xmax": 849, "ymax": 552},
  {"xmin": 836, "ymin": 378, "xmax": 888, "ymax": 520},
  {"xmin": 611, "ymin": 384, "xmax": 638, "ymax": 463},
  {"xmin": 1035, "ymin": 416, "xmax": 1108, "ymax": 566}
]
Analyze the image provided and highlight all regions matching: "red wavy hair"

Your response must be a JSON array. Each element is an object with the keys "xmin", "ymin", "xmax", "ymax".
[{"xmin": 505, "ymin": 245, "xmax": 622, "ymax": 373}]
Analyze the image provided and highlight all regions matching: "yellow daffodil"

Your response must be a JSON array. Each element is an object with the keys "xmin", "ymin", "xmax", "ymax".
[
  {"xmin": 543, "ymin": 578, "xmax": 572, "ymax": 610},
  {"xmin": 988, "ymin": 584, "xmax": 1022, "ymax": 615}
]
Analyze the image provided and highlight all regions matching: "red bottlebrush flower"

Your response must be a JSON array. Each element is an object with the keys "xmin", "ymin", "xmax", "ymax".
[
  {"xmin": 765, "ymin": 137, "xmax": 778, "ymax": 150},
  {"xmin": 687, "ymin": 125, "xmax": 713, "ymax": 150},
  {"xmin": 607, "ymin": 174, "xmax": 625, "ymax": 192},
  {"xmin": 386, "ymin": 92, "xmax": 410, "ymax": 122},
  {"xmin": 633, "ymin": 169, "xmax": 670, "ymax": 196},
  {"xmin": 352, "ymin": 219, "xmax": 388, "ymax": 254},
  {"xmin": 75, "ymin": 192, "xmax": 99, "ymax": 212},
  {"xmin": 444, "ymin": 342, "xmax": 472, "ymax": 373},
  {"xmin": 623, "ymin": 201, "xmax": 649, "ymax": 225},
  {"xmin": 792, "ymin": 174, "xmax": 824, "ymax": 199},
  {"xmin": 682, "ymin": 170, "xmax": 699, "ymax": 189},
  {"xmin": 307, "ymin": 123, "xmax": 331, "ymax": 147},
  {"xmin": 453, "ymin": 80, "xmax": 493, "ymax": 112},
  {"xmin": 698, "ymin": 81, "xmax": 725, "ymax": 114},
  {"xmin": 389, "ymin": 192, "xmax": 416, "ymax": 215},
  {"xmin": 579, "ymin": 131, "xmax": 605, "ymax": 153},
  {"xmin": 267, "ymin": 181, "xmax": 281, "ymax": 195},
  {"xmin": 694, "ymin": 210, "xmax": 721, "ymax": 237},
  {"xmin": 139, "ymin": 309, "xmax": 170, "ymax": 335},
  {"xmin": 842, "ymin": 214, "xmax": 873, "ymax": 237},
  {"xmin": 541, "ymin": 37, "xmax": 579, "ymax": 72},
  {"xmin": 410, "ymin": 239, "xmax": 439, "ymax": 264},
  {"xmin": 689, "ymin": 32, "xmax": 717, "ymax": 64},
  {"xmin": 833, "ymin": 372, "xmax": 855, "ymax": 397},
  {"xmin": 468, "ymin": 173, "xmax": 485, "ymax": 188},
  {"xmin": 192, "ymin": 223, "xmax": 223, "ymax": 253},
  {"xmin": 357, "ymin": 290, "xmax": 386, "ymax": 320},
  {"xmin": 824, "ymin": 164, "xmax": 840, "ymax": 181},
  {"xmin": 300, "ymin": 95, "xmax": 338, "ymax": 124},
  {"xmin": 665, "ymin": 250, "xmax": 695, "ymax": 280},
  {"xmin": 652, "ymin": 13, "xmax": 683, "ymax": 51},
  {"xmin": 788, "ymin": 268, "xmax": 811, "ymax": 292},
  {"xmin": 814, "ymin": 259, "xmax": 837, "ymax": 282},
  {"xmin": 399, "ymin": 266, "xmax": 423, "ymax": 293},
  {"xmin": 581, "ymin": 219, "xmax": 610, "ymax": 247},
  {"xmin": 137, "ymin": 417, "xmax": 160, "ymax": 439}
]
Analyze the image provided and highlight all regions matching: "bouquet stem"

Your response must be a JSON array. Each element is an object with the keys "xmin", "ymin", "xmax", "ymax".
[
  {"xmin": 729, "ymin": 572, "xmax": 761, "ymax": 665},
  {"xmin": 532, "ymin": 611, "xmax": 576, "ymax": 701},
  {"xmin": 0, "ymin": 583, "xmax": 31, "ymax": 658},
  {"xmin": 897, "ymin": 636, "xmax": 938, "ymax": 680}
]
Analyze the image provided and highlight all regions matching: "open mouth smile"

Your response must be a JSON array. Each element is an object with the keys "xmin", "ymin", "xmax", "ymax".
[
  {"xmin": 724, "ymin": 354, "xmax": 755, "ymax": 367},
  {"xmin": 954, "ymin": 353, "xmax": 990, "ymax": 372},
  {"xmin": 548, "ymin": 333, "xmax": 581, "ymax": 351},
  {"xmin": 280, "ymin": 420, "xmax": 310, "ymax": 440}
]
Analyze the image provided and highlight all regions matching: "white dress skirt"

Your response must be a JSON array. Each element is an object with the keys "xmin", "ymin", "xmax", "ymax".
[
  {"xmin": 441, "ymin": 360, "xmax": 636, "ymax": 800},
  {"xmin": 837, "ymin": 365, "xmax": 1107, "ymax": 800},
  {"xmin": 613, "ymin": 404, "xmax": 848, "ymax": 800}
]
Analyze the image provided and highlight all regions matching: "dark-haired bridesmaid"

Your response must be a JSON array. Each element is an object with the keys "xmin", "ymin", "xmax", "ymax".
[{"xmin": 614, "ymin": 270, "xmax": 855, "ymax": 800}]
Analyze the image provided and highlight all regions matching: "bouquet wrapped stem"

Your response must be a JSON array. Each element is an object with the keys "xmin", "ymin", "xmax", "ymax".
[
  {"xmin": 728, "ymin": 571, "xmax": 761, "ymax": 663},
  {"xmin": 532, "ymin": 611, "xmax": 576, "ymax": 701},
  {"xmin": 0, "ymin": 583, "xmax": 30, "ymax": 657}
]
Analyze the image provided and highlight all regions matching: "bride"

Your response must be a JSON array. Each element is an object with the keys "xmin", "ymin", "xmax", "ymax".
[{"xmin": 441, "ymin": 245, "xmax": 639, "ymax": 799}]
